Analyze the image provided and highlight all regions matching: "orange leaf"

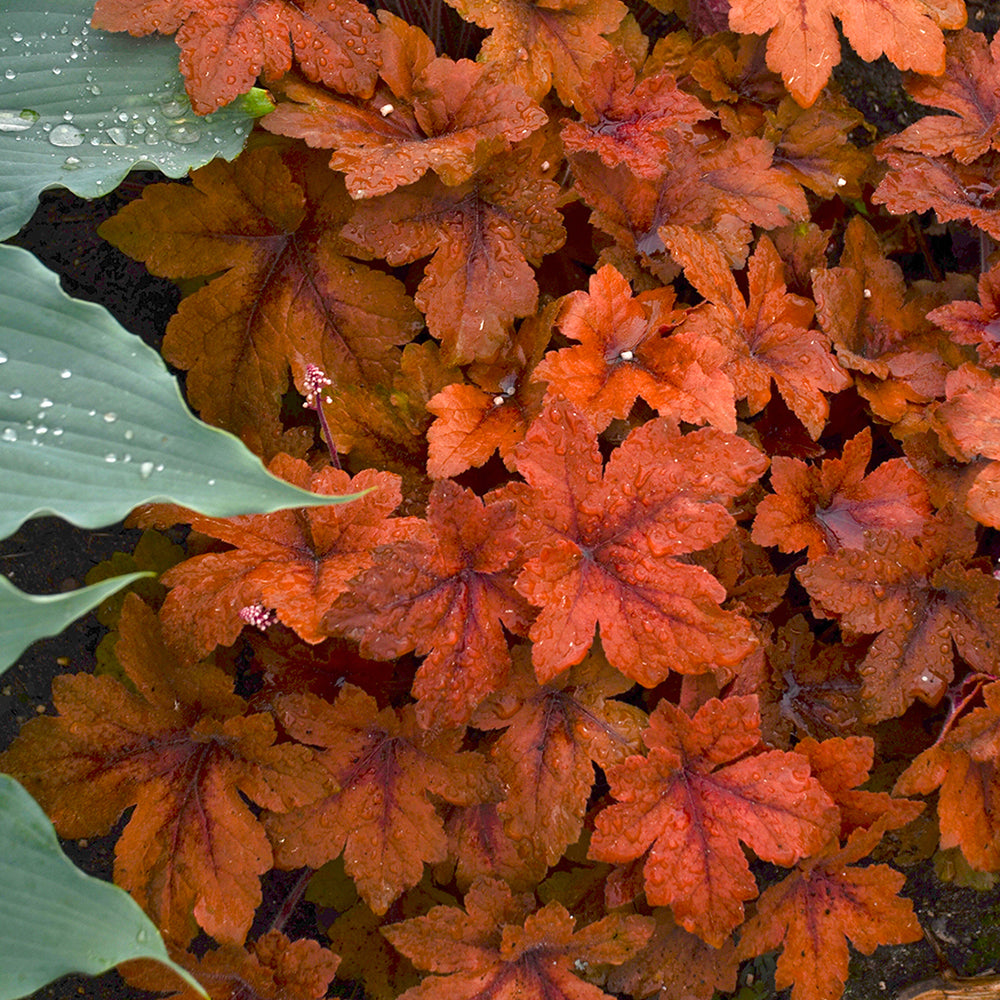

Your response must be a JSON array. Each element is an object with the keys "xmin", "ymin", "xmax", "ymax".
[
  {"xmin": 91, "ymin": 0, "xmax": 381, "ymax": 114},
  {"xmin": 797, "ymin": 513, "xmax": 1000, "ymax": 722},
  {"xmin": 895, "ymin": 680, "xmax": 1000, "ymax": 871},
  {"xmin": 0, "ymin": 596, "xmax": 326, "ymax": 946},
  {"xmin": 263, "ymin": 54, "xmax": 547, "ymax": 197},
  {"xmin": 328, "ymin": 481, "xmax": 532, "ymax": 727},
  {"xmin": 752, "ymin": 428, "xmax": 932, "ymax": 560},
  {"xmin": 442, "ymin": 0, "xmax": 627, "ymax": 107},
  {"xmin": 561, "ymin": 53, "xmax": 713, "ymax": 178},
  {"xmin": 667, "ymin": 228, "xmax": 850, "ymax": 439},
  {"xmin": 472, "ymin": 645, "xmax": 646, "ymax": 866},
  {"xmin": 737, "ymin": 828, "xmax": 923, "ymax": 1000},
  {"xmin": 263, "ymin": 686, "xmax": 490, "ymax": 913},
  {"xmin": 99, "ymin": 147, "xmax": 421, "ymax": 453},
  {"xmin": 535, "ymin": 264, "xmax": 735, "ymax": 433},
  {"xmin": 383, "ymin": 878, "xmax": 653, "ymax": 1000},
  {"xmin": 511, "ymin": 402, "xmax": 767, "ymax": 684},
  {"xmin": 882, "ymin": 28, "xmax": 1000, "ymax": 164},
  {"xmin": 343, "ymin": 146, "xmax": 565, "ymax": 364},
  {"xmin": 589, "ymin": 695, "xmax": 838, "ymax": 946},
  {"xmin": 123, "ymin": 932, "xmax": 340, "ymax": 1000},
  {"xmin": 727, "ymin": 0, "xmax": 959, "ymax": 109},
  {"xmin": 135, "ymin": 458, "xmax": 414, "ymax": 659}
]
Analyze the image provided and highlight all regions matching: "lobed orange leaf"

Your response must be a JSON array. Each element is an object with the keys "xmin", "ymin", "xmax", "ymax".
[
  {"xmin": 895, "ymin": 681, "xmax": 1000, "ymax": 871},
  {"xmin": 472, "ymin": 645, "xmax": 646, "ymax": 867},
  {"xmin": 570, "ymin": 135, "xmax": 809, "ymax": 274},
  {"xmin": 383, "ymin": 877, "xmax": 653, "ymax": 1000},
  {"xmin": 263, "ymin": 52, "xmax": 547, "ymax": 198},
  {"xmin": 534, "ymin": 264, "xmax": 736, "ymax": 432},
  {"xmin": 134, "ymin": 457, "xmax": 413, "ymax": 659},
  {"xmin": 99, "ymin": 146, "xmax": 421, "ymax": 453},
  {"xmin": 589, "ymin": 695, "xmax": 838, "ymax": 946},
  {"xmin": 797, "ymin": 514, "xmax": 1000, "ymax": 722},
  {"xmin": 873, "ymin": 151, "xmax": 1000, "ymax": 241},
  {"xmin": 0, "ymin": 596, "xmax": 326, "ymax": 946},
  {"xmin": 737, "ymin": 827, "xmax": 923, "ymax": 1000},
  {"xmin": 91, "ymin": 0, "xmax": 382, "ymax": 114},
  {"xmin": 263, "ymin": 686, "xmax": 490, "ymax": 912},
  {"xmin": 343, "ymin": 145, "xmax": 565, "ymax": 364},
  {"xmin": 327, "ymin": 481, "xmax": 533, "ymax": 727},
  {"xmin": 511, "ymin": 402, "xmax": 767, "ymax": 684},
  {"xmin": 426, "ymin": 307, "xmax": 553, "ymax": 478},
  {"xmin": 667, "ymin": 228, "xmax": 850, "ymax": 439},
  {"xmin": 122, "ymin": 932, "xmax": 340, "ymax": 1000},
  {"xmin": 727, "ymin": 0, "xmax": 961, "ymax": 109},
  {"xmin": 752, "ymin": 428, "xmax": 932, "ymax": 560},
  {"xmin": 442, "ymin": 0, "xmax": 628, "ymax": 108},
  {"xmin": 561, "ymin": 52, "xmax": 713, "ymax": 178},
  {"xmin": 881, "ymin": 28, "xmax": 1000, "ymax": 165}
]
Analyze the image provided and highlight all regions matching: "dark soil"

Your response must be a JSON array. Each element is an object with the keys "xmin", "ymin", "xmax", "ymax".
[{"xmin": 6, "ymin": 8, "xmax": 1000, "ymax": 999}]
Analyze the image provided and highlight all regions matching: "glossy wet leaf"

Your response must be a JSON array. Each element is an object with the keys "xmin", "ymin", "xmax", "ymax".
[
  {"xmin": 0, "ymin": 0, "xmax": 257, "ymax": 240},
  {"xmin": 0, "ymin": 245, "xmax": 364, "ymax": 539},
  {"xmin": 0, "ymin": 571, "xmax": 150, "ymax": 674},
  {"xmin": 0, "ymin": 773, "xmax": 206, "ymax": 1000}
]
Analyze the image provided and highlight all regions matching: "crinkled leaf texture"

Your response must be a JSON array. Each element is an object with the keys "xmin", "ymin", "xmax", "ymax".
[
  {"xmin": 511, "ymin": 401, "xmax": 767, "ymax": 684},
  {"xmin": 0, "ymin": 595, "xmax": 326, "ymax": 947},
  {"xmin": 328, "ymin": 480, "xmax": 533, "ymax": 727},
  {"xmin": 0, "ymin": 774, "xmax": 205, "ymax": 1000},
  {"xmin": 737, "ymin": 826, "xmax": 923, "ymax": 1000},
  {"xmin": 91, "ymin": 0, "xmax": 382, "ymax": 114},
  {"xmin": 589, "ymin": 695, "xmax": 838, "ymax": 946},
  {"xmin": 264, "ymin": 685, "xmax": 490, "ymax": 913},
  {"xmin": 382, "ymin": 877, "xmax": 653, "ymax": 1000}
]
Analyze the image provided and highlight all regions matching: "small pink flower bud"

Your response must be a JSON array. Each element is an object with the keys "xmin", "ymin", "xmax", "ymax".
[{"xmin": 239, "ymin": 603, "xmax": 279, "ymax": 630}]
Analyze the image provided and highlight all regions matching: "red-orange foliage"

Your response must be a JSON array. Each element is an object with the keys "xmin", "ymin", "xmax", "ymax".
[{"xmin": 15, "ymin": 1, "xmax": 1000, "ymax": 998}]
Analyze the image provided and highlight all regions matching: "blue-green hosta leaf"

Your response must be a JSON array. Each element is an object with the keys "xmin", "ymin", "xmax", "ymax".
[
  {"xmin": 0, "ymin": 571, "xmax": 151, "ymax": 675},
  {"xmin": 0, "ymin": 244, "xmax": 361, "ymax": 538},
  {"xmin": 0, "ymin": 774, "xmax": 207, "ymax": 1000},
  {"xmin": 0, "ymin": 0, "xmax": 267, "ymax": 240}
]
